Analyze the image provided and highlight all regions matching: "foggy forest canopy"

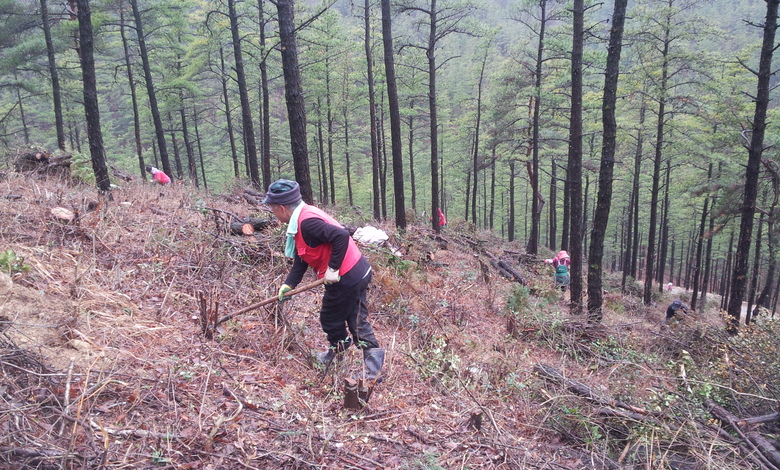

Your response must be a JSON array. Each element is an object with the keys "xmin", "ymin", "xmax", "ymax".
[{"xmin": 1, "ymin": 0, "xmax": 778, "ymax": 319}]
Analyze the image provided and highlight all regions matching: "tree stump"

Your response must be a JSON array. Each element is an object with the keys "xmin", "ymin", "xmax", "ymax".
[
  {"xmin": 50, "ymin": 207, "xmax": 75, "ymax": 223},
  {"xmin": 344, "ymin": 378, "xmax": 361, "ymax": 410}
]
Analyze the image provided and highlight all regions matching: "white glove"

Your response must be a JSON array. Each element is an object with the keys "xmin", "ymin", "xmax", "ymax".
[{"xmin": 324, "ymin": 267, "xmax": 340, "ymax": 284}]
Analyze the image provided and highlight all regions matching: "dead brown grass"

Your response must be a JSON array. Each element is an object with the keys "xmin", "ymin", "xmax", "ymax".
[{"xmin": 0, "ymin": 172, "xmax": 777, "ymax": 469}]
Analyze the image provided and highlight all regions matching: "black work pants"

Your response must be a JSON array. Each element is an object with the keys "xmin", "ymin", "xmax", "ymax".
[{"xmin": 320, "ymin": 271, "xmax": 379, "ymax": 350}]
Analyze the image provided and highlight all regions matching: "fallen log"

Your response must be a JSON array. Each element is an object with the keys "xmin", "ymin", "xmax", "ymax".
[
  {"xmin": 486, "ymin": 251, "xmax": 527, "ymax": 285},
  {"xmin": 229, "ymin": 217, "xmax": 273, "ymax": 235},
  {"xmin": 706, "ymin": 399, "xmax": 780, "ymax": 470},
  {"xmin": 110, "ymin": 165, "xmax": 134, "ymax": 182},
  {"xmin": 534, "ymin": 363, "xmax": 649, "ymax": 415}
]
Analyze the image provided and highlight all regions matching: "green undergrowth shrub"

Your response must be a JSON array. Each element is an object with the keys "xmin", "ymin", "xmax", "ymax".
[
  {"xmin": 710, "ymin": 316, "xmax": 780, "ymax": 414},
  {"xmin": 0, "ymin": 249, "xmax": 29, "ymax": 276},
  {"xmin": 504, "ymin": 284, "xmax": 567, "ymax": 347}
]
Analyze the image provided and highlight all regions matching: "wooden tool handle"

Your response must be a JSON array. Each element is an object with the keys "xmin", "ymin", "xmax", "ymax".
[{"xmin": 216, "ymin": 277, "xmax": 326, "ymax": 325}]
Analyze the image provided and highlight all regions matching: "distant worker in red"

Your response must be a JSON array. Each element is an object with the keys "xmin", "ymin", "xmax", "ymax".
[
  {"xmin": 264, "ymin": 179, "xmax": 384, "ymax": 382},
  {"xmin": 544, "ymin": 250, "xmax": 571, "ymax": 291},
  {"xmin": 437, "ymin": 207, "xmax": 447, "ymax": 227},
  {"xmin": 146, "ymin": 165, "xmax": 171, "ymax": 185},
  {"xmin": 431, "ymin": 207, "xmax": 447, "ymax": 227}
]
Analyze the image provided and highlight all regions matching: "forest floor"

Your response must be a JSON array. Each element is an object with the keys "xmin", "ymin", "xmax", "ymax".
[{"xmin": 1, "ymin": 171, "xmax": 779, "ymax": 470}]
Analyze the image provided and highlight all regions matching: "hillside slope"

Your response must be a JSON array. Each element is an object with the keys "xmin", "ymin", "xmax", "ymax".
[{"xmin": 1, "ymin": 174, "xmax": 778, "ymax": 470}]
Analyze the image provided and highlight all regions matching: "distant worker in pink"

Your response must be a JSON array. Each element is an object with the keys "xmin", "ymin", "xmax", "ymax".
[
  {"xmin": 666, "ymin": 282, "xmax": 673, "ymax": 292},
  {"xmin": 544, "ymin": 250, "xmax": 571, "ymax": 291},
  {"xmin": 146, "ymin": 165, "xmax": 171, "ymax": 185}
]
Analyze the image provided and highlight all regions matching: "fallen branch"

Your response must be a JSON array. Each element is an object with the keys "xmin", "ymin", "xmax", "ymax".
[
  {"xmin": 486, "ymin": 251, "xmax": 527, "ymax": 285},
  {"xmin": 706, "ymin": 399, "xmax": 780, "ymax": 470},
  {"xmin": 534, "ymin": 363, "xmax": 649, "ymax": 415}
]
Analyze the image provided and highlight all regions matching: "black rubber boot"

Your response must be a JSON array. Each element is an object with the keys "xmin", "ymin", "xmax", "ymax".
[{"xmin": 362, "ymin": 348, "xmax": 385, "ymax": 383}]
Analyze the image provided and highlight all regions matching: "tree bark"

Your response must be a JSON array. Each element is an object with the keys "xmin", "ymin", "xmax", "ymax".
[
  {"xmin": 76, "ymin": 0, "xmax": 110, "ymax": 192},
  {"xmin": 643, "ymin": 9, "xmax": 671, "ymax": 305},
  {"xmin": 40, "ymin": 0, "xmax": 66, "ymax": 151},
  {"xmin": 568, "ymin": 0, "xmax": 584, "ymax": 315},
  {"xmin": 746, "ymin": 213, "xmax": 764, "ymax": 324},
  {"xmin": 727, "ymin": 0, "xmax": 778, "ymax": 331},
  {"xmin": 257, "ymin": 0, "xmax": 272, "ymax": 190},
  {"xmin": 527, "ymin": 0, "xmax": 547, "ymax": 256},
  {"xmin": 130, "ymin": 0, "xmax": 171, "ymax": 177},
  {"xmin": 691, "ymin": 191, "xmax": 709, "ymax": 311},
  {"xmin": 218, "ymin": 46, "xmax": 240, "ymax": 179},
  {"xmin": 119, "ymin": 2, "xmax": 146, "ymax": 180},
  {"xmin": 508, "ymin": 161, "xmax": 516, "ymax": 242},
  {"xmin": 364, "ymin": 0, "xmax": 381, "ymax": 220},
  {"xmin": 587, "ymin": 0, "xmax": 627, "ymax": 323},
  {"xmin": 657, "ymin": 158, "xmax": 672, "ymax": 289},
  {"xmin": 381, "ymin": 0, "xmax": 407, "ymax": 230},
  {"xmin": 228, "ymin": 0, "xmax": 261, "ymax": 189},
  {"xmin": 192, "ymin": 109, "xmax": 208, "ymax": 191}
]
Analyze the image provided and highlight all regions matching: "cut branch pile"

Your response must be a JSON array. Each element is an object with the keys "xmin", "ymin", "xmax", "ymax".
[
  {"xmin": 536, "ymin": 363, "xmax": 780, "ymax": 470},
  {"xmin": 14, "ymin": 150, "xmax": 72, "ymax": 175}
]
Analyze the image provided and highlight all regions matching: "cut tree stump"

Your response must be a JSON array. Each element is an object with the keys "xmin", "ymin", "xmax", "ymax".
[
  {"xmin": 344, "ymin": 378, "xmax": 361, "ymax": 410},
  {"xmin": 50, "ymin": 207, "xmax": 75, "ymax": 223}
]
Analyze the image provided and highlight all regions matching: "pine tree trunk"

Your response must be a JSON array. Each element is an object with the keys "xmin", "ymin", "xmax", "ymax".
[
  {"xmin": 343, "ymin": 107, "xmax": 354, "ymax": 206},
  {"xmin": 315, "ymin": 99, "xmax": 328, "ymax": 202},
  {"xmin": 219, "ymin": 46, "xmax": 240, "ymax": 179},
  {"xmin": 508, "ymin": 161, "xmax": 516, "ymax": 242},
  {"xmin": 472, "ymin": 52, "xmax": 486, "ymax": 229},
  {"xmin": 621, "ymin": 192, "xmax": 633, "ymax": 291},
  {"xmin": 728, "ymin": 0, "xmax": 779, "ymax": 331},
  {"xmin": 15, "ymin": 78, "xmax": 29, "ymax": 145},
  {"xmin": 119, "ymin": 3, "xmax": 145, "ymax": 180},
  {"xmin": 428, "ymin": 0, "xmax": 441, "ymax": 233},
  {"xmin": 167, "ymin": 112, "xmax": 183, "ymax": 179},
  {"xmin": 364, "ymin": 0, "xmax": 380, "ymax": 220},
  {"xmin": 691, "ymin": 195, "xmax": 709, "ymax": 311},
  {"xmin": 381, "ymin": 0, "xmax": 406, "ymax": 229},
  {"xmin": 408, "ymin": 106, "xmax": 417, "ymax": 212},
  {"xmin": 657, "ymin": 159, "xmax": 671, "ymax": 289},
  {"xmin": 549, "ymin": 159, "xmax": 557, "ymax": 249},
  {"xmin": 587, "ymin": 0, "xmax": 627, "ymax": 322},
  {"xmin": 379, "ymin": 105, "xmax": 388, "ymax": 219},
  {"xmin": 192, "ymin": 109, "xmax": 208, "ymax": 191},
  {"xmin": 630, "ymin": 94, "xmax": 646, "ymax": 282},
  {"xmin": 228, "ymin": 0, "xmax": 261, "ymax": 189},
  {"xmin": 490, "ymin": 147, "xmax": 496, "ymax": 230},
  {"xmin": 76, "ymin": 0, "xmax": 110, "ymax": 192},
  {"xmin": 746, "ymin": 214, "xmax": 763, "ymax": 324},
  {"xmin": 258, "ymin": 0, "xmax": 271, "ymax": 190},
  {"xmin": 568, "ymin": 0, "xmax": 584, "ymax": 315},
  {"xmin": 643, "ymin": 20, "xmax": 670, "ymax": 305},
  {"xmin": 41, "ymin": 0, "xmax": 66, "ymax": 151},
  {"xmin": 325, "ymin": 52, "xmax": 336, "ymax": 205},
  {"xmin": 130, "ymin": 0, "xmax": 171, "ymax": 177},
  {"xmin": 528, "ymin": 0, "xmax": 547, "ymax": 256},
  {"xmin": 722, "ymin": 231, "xmax": 734, "ymax": 310},
  {"xmin": 179, "ymin": 102, "xmax": 198, "ymax": 188}
]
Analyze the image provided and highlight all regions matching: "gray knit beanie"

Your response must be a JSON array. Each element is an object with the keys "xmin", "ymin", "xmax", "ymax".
[{"xmin": 262, "ymin": 179, "xmax": 302, "ymax": 205}]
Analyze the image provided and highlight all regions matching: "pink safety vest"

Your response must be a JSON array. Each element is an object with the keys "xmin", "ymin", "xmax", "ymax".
[
  {"xmin": 294, "ymin": 205, "xmax": 361, "ymax": 278},
  {"xmin": 153, "ymin": 171, "xmax": 171, "ymax": 185}
]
